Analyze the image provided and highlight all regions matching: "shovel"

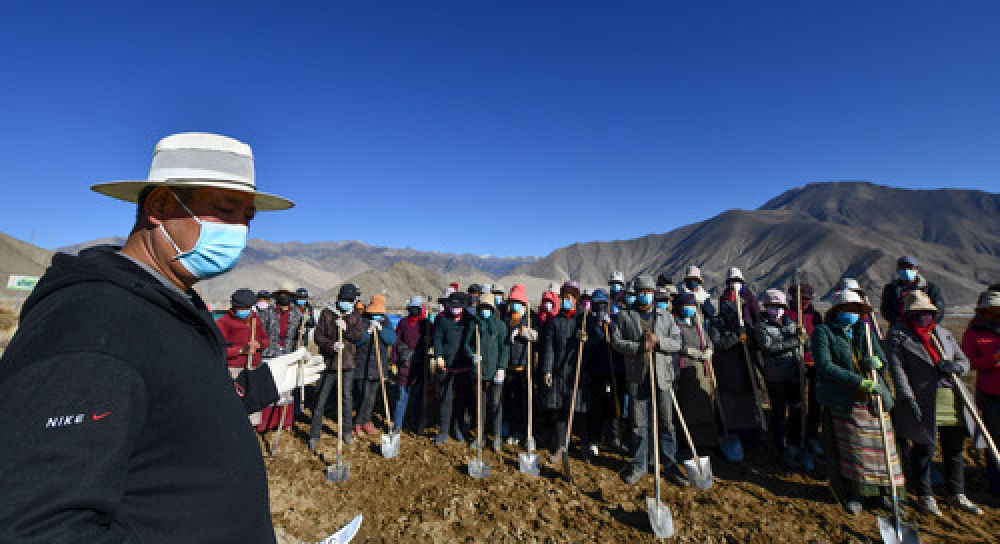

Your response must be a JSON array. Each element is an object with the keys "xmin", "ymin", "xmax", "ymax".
[
  {"xmin": 669, "ymin": 387, "xmax": 713, "ymax": 489},
  {"xmin": 561, "ymin": 309, "xmax": 589, "ymax": 480},
  {"xmin": 698, "ymin": 307, "xmax": 743, "ymax": 462},
  {"xmin": 866, "ymin": 323, "xmax": 920, "ymax": 544},
  {"xmin": 646, "ymin": 349, "xmax": 675, "ymax": 539},
  {"xmin": 317, "ymin": 513, "xmax": 363, "ymax": 544},
  {"xmin": 468, "ymin": 325, "xmax": 491, "ymax": 478},
  {"xmin": 326, "ymin": 327, "xmax": 351, "ymax": 482},
  {"xmin": 374, "ymin": 325, "xmax": 400, "ymax": 459},
  {"xmin": 518, "ymin": 311, "xmax": 540, "ymax": 476},
  {"xmin": 734, "ymin": 289, "xmax": 768, "ymax": 432},
  {"xmin": 793, "ymin": 276, "xmax": 815, "ymax": 472}
]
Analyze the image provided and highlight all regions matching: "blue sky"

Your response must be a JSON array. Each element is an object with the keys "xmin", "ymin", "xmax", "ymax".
[{"xmin": 2, "ymin": 1, "xmax": 999, "ymax": 256}]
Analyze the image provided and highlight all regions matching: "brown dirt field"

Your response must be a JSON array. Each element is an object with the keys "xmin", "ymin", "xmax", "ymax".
[{"xmin": 264, "ymin": 408, "xmax": 999, "ymax": 543}]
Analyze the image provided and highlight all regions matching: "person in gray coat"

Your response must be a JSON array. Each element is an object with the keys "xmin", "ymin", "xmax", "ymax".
[
  {"xmin": 611, "ymin": 274, "xmax": 686, "ymax": 486},
  {"xmin": 756, "ymin": 289, "xmax": 805, "ymax": 466},
  {"xmin": 885, "ymin": 291, "xmax": 982, "ymax": 516}
]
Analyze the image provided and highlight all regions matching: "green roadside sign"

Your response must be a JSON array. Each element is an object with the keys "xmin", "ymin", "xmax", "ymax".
[{"xmin": 7, "ymin": 275, "xmax": 40, "ymax": 291}]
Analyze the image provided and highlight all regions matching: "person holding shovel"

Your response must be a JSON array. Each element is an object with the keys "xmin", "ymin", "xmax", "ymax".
[
  {"xmin": 464, "ymin": 294, "xmax": 509, "ymax": 451},
  {"xmin": 786, "ymin": 282, "xmax": 823, "ymax": 458},
  {"xmin": 502, "ymin": 284, "xmax": 538, "ymax": 446},
  {"xmin": 885, "ymin": 291, "xmax": 982, "ymax": 516},
  {"xmin": 813, "ymin": 289, "xmax": 904, "ymax": 516},
  {"xmin": 542, "ymin": 281, "xmax": 589, "ymax": 465},
  {"xmin": 432, "ymin": 291, "xmax": 474, "ymax": 445},
  {"xmin": 392, "ymin": 296, "xmax": 432, "ymax": 435},
  {"xmin": 756, "ymin": 289, "xmax": 806, "ymax": 467},
  {"xmin": 217, "ymin": 288, "xmax": 271, "ymax": 378},
  {"xmin": 673, "ymin": 292, "xmax": 717, "ymax": 460},
  {"xmin": 961, "ymin": 289, "xmax": 1000, "ymax": 495},
  {"xmin": 612, "ymin": 274, "xmax": 686, "ymax": 487},
  {"xmin": 354, "ymin": 294, "xmax": 397, "ymax": 436},
  {"xmin": 309, "ymin": 283, "xmax": 366, "ymax": 449},
  {"xmin": 0, "ymin": 132, "xmax": 324, "ymax": 542},
  {"xmin": 584, "ymin": 289, "xmax": 627, "ymax": 456},
  {"xmin": 679, "ymin": 265, "xmax": 716, "ymax": 318}
]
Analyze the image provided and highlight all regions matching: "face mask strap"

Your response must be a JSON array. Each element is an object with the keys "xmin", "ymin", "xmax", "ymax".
[{"xmin": 158, "ymin": 188, "xmax": 202, "ymax": 261}]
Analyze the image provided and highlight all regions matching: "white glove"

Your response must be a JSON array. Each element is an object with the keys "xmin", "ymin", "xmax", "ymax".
[
  {"xmin": 369, "ymin": 320, "xmax": 382, "ymax": 333},
  {"xmin": 333, "ymin": 341, "xmax": 345, "ymax": 352},
  {"xmin": 602, "ymin": 314, "xmax": 612, "ymax": 324},
  {"xmin": 335, "ymin": 318, "xmax": 346, "ymax": 331},
  {"xmin": 494, "ymin": 369, "xmax": 505, "ymax": 384},
  {"xmin": 435, "ymin": 356, "xmax": 446, "ymax": 370},
  {"xmin": 265, "ymin": 348, "xmax": 324, "ymax": 395},
  {"xmin": 472, "ymin": 354, "xmax": 482, "ymax": 364}
]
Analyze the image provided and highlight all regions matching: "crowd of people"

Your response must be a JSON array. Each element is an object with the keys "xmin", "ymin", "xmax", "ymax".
[{"xmin": 219, "ymin": 256, "xmax": 1000, "ymax": 518}]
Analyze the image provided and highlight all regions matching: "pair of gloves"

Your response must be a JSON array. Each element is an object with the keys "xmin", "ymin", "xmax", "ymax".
[
  {"xmin": 682, "ymin": 346, "xmax": 712, "ymax": 361},
  {"xmin": 512, "ymin": 326, "xmax": 539, "ymax": 342},
  {"xmin": 265, "ymin": 347, "xmax": 325, "ymax": 395}
]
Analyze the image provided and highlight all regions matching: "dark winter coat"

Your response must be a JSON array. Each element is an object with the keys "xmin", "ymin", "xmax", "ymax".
[
  {"xmin": 542, "ymin": 310, "xmax": 589, "ymax": 411},
  {"xmin": 216, "ymin": 310, "xmax": 271, "ymax": 369},
  {"xmin": 813, "ymin": 321, "xmax": 893, "ymax": 416},
  {"xmin": 434, "ymin": 313, "xmax": 473, "ymax": 372},
  {"xmin": 313, "ymin": 306, "xmax": 365, "ymax": 371},
  {"xmin": 463, "ymin": 312, "xmax": 509, "ymax": 382},
  {"xmin": 393, "ymin": 316, "xmax": 432, "ymax": 386},
  {"xmin": 755, "ymin": 314, "xmax": 801, "ymax": 384},
  {"xmin": 880, "ymin": 276, "xmax": 945, "ymax": 326},
  {"xmin": 885, "ymin": 323, "xmax": 970, "ymax": 444},
  {"xmin": 354, "ymin": 317, "xmax": 397, "ymax": 381},
  {"xmin": 260, "ymin": 304, "xmax": 305, "ymax": 357},
  {"xmin": 0, "ymin": 246, "xmax": 279, "ymax": 543},
  {"xmin": 611, "ymin": 306, "xmax": 682, "ymax": 389},
  {"xmin": 586, "ymin": 313, "xmax": 625, "ymax": 379}
]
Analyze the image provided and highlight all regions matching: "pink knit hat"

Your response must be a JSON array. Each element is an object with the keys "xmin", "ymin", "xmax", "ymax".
[{"xmin": 508, "ymin": 284, "xmax": 528, "ymax": 305}]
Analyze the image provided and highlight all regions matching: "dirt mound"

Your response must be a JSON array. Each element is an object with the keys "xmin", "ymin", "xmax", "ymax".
[{"xmin": 264, "ymin": 413, "xmax": 998, "ymax": 543}]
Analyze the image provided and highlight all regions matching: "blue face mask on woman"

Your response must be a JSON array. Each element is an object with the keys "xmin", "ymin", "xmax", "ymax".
[
  {"xmin": 159, "ymin": 190, "xmax": 248, "ymax": 279},
  {"xmin": 480, "ymin": 309, "xmax": 492, "ymax": 319},
  {"xmin": 369, "ymin": 314, "xmax": 383, "ymax": 321},
  {"xmin": 337, "ymin": 301, "xmax": 353, "ymax": 313},
  {"xmin": 235, "ymin": 309, "xmax": 252, "ymax": 319},
  {"xmin": 680, "ymin": 306, "xmax": 697, "ymax": 318},
  {"xmin": 494, "ymin": 295, "xmax": 503, "ymax": 305},
  {"xmin": 637, "ymin": 293, "xmax": 654, "ymax": 306},
  {"xmin": 625, "ymin": 295, "xmax": 637, "ymax": 305},
  {"xmin": 296, "ymin": 299, "xmax": 307, "ymax": 306},
  {"xmin": 510, "ymin": 302, "xmax": 524, "ymax": 314},
  {"xmin": 561, "ymin": 299, "xmax": 574, "ymax": 311},
  {"xmin": 655, "ymin": 301, "xmax": 669, "ymax": 311},
  {"xmin": 898, "ymin": 269, "xmax": 917, "ymax": 282},
  {"xmin": 837, "ymin": 311, "xmax": 859, "ymax": 326},
  {"xmin": 610, "ymin": 283, "xmax": 622, "ymax": 294}
]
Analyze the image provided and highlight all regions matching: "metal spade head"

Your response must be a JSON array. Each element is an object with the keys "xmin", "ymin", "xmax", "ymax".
[
  {"xmin": 682, "ymin": 456, "xmax": 714, "ymax": 490},
  {"xmin": 468, "ymin": 458, "xmax": 491, "ymax": 479},
  {"xmin": 318, "ymin": 513, "xmax": 363, "ymax": 544},
  {"xmin": 380, "ymin": 432, "xmax": 400, "ymax": 459},
  {"xmin": 645, "ymin": 497, "xmax": 675, "ymax": 539},
  {"xmin": 518, "ymin": 451, "xmax": 540, "ymax": 476},
  {"xmin": 525, "ymin": 436, "xmax": 537, "ymax": 452},
  {"xmin": 877, "ymin": 516, "xmax": 921, "ymax": 544},
  {"xmin": 718, "ymin": 433, "xmax": 744, "ymax": 462},
  {"xmin": 326, "ymin": 462, "xmax": 351, "ymax": 482}
]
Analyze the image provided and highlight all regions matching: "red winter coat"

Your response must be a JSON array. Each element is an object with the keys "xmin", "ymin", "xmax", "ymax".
[
  {"xmin": 216, "ymin": 311, "xmax": 271, "ymax": 369},
  {"xmin": 785, "ymin": 305, "xmax": 823, "ymax": 366},
  {"xmin": 962, "ymin": 316, "xmax": 1000, "ymax": 396}
]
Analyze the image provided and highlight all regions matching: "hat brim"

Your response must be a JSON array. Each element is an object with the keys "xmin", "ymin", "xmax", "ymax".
[
  {"xmin": 904, "ymin": 302, "xmax": 939, "ymax": 313},
  {"xmin": 91, "ymin": 179, "xmax": 295, "ymax": 211},
  {"xmin": 832, "ymin": 300, "xmax": 872, "ymax": 313}
]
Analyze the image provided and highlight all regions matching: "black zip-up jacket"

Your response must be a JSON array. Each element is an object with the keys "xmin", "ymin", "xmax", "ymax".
[{"xmin": 0, "ymin": 246, "xmax": 280, "ymax": 543}]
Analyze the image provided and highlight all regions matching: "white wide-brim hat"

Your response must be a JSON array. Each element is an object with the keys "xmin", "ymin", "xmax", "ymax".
[{"xmin": 91, "ymin": 132, "xmax": 294, "ymax": 211}]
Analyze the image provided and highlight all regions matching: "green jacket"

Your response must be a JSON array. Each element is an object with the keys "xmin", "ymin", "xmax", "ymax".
[
  {"xmin": 463, "ymin": 312, "xmax": 509, "ymax": 381},
  {"xmin": 813, "ymin": 320, "xmax": 894, "ymax": 415}
]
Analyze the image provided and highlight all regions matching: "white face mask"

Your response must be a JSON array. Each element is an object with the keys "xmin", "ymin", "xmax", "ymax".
[
  {"xmin": 256, "ymin": 301, "xmax": 269, "ymax": 310},
  {"xmin": 542, "ymin": 301, "xmax": 554, "ymax": 313}
]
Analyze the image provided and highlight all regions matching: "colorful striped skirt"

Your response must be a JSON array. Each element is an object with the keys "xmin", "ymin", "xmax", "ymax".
[{"xmin": 831, "ymin": 401, "xmax": 905, "ymax": 487}]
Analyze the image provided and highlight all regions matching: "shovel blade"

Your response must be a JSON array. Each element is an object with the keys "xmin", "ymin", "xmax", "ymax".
[
  {"xmin": 682, "ymin": 456, "xmax": 714, "ymax": 490},
  {"xmin": 468, "ymin": 458, "xmax": 491, "ymax": 479},
  {"xmin": 719, "ymin": 434, "xmax": 744, "ymax": 462},
  {"xmin": 645, "ymin": 497, "xmax": 675, "ymax": 539},
  {"xmin": 525, "ymin": 436, "xmax": 537, "ymax": 452},
  {"xmin": 326, "ymin": 463, "xmax": 351, "ymax": 482},
  {"xmin": 318, "ymin": 513, "xmax": 363, "ymax": 544},
  {"xmin": 518, "ymin": 452, "xmax": 540, "ymax": 476},
  {"xmin": 877, "ymin": 516, "xmax": 920, "ymax": 544},
  {"xmin": 380, "ymin": 433, "xmax": 400, "ymax": 459},
  {"xmin": 561, "ymin": 450, "xmax": 572, "ymax": 480}
]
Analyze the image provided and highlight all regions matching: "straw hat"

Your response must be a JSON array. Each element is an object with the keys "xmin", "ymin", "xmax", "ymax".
[
  {"xmin": 366, "ymin": 294, "xmax": 387, "ymax": 315},
  {"xmin": 902, "ymin": 290, "xmax": 938, "ymax": 313},
  {"xmin": 761, "ymin": 289, "xmax": 787, "ymax": 307},
  {"xmin": 829, "ymin": 289, "xmax": 871, "ymax": 313},
  {"xmin": 91, "ymin": 132, "xmax": 294, "ymax": 211}
]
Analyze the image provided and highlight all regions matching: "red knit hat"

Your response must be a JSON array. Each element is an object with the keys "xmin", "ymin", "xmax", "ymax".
[{"xmin": 508, "ymin": 284, "xmax": 528, "ymax": 305}]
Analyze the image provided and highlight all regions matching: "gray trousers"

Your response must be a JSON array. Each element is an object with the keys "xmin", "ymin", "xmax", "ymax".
[
  {"xmin": 309, "ymin": 369, "xmax": 354, "ymax": 441},
  {"xmin": 629, "ymin": 379, "xmax": 677, "ymax": 472}
]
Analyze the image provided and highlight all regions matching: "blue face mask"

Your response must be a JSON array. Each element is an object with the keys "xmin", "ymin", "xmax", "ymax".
[
  {"xmin": 235, "ymin": 309, "xmax": 252, "ymax": 319},
  {"xmin": 684, "ymin": 279, "xmax": 700, "ymax": 290},
  {"xmin": 898, "ymin": 269, "xmax": 917, "ymax": 282},
  {"xmin": 480, "ymin": 309, "xmax": 492, "ymax": 319},
  {"xmin": 680, "ymin": 306, "xmax": 697, "ymax": 318},
  {"xmin": 561, "ymin": 298, "xmax": 574, "ymax": 311},
  {"xmin": 369, "ymin": 314, "xmax": 383, "ymax": 321},
  {"xmin": 494, "ymin": 295, "xmax": 503, "ymax": 305},
  {"xmin": 625, "ymin": 295, "xmax": 637, "ymax": 305},
  {"xmin": 637, "ymin": 293, "xmax": 654, "ymax": 306},
  {"xmin": 337, "ymin": 301, "xmax": 353, "ymax": 313},
  {"xmin": 655, "ymin": 301, "xmax": 670, "ymax": 311},
  {"xmin": 159, "ymin": 190, "xmax": 248, "ymax": 279},
  {"xmin": 510, "ymin": 302, "xmax": 524, "ymax": 314},
  {"xmin": 296, "ymin": 299, "xmax": 307, "ymax": 306},
  {"xmin": 837, "ymin": 311, "xmax": 859, "ymax": 326},
  {"xmin": 610, "ymin": 283, "xmax": 622, "ymax": 294}
]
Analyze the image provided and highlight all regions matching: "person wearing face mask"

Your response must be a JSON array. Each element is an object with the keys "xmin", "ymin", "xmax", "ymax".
[
  {"xmin": 608, "ymin": 271, "xmax": 626, "ymax": 315},
  {"xmin": 707, "ymin": 267, "xmax": 765, "ymax": 448},
  {"xmin": 491, "ymin": 284, "xmax": 508, "ymax": 321},
  {"xmin": 623, "ymin": 280, "xmax": 638, "ymax": 310},
  {"xmin": 678, "ymin": 265, "xmax": 716, "ymax": 318},
  {"xmin": 886, "ymin": 291, "xmax": 980, "ymax": 515},
  {"xmin": 541, "ymin": 281, "xmax": 591, "ymax": 464},
  {"xmin": 261, "ymin": 289, "xmax": 306, "ymax": 358},
  {"xmin": 502, "ymin": 284, "xmax": 538, "ymax": 446},
  {"xmin": 464, "ymin": 294, "xmax": 509, "ymax": 451},
  {"xmin": 962, "ymin": 289, "xmax": 1000, "ymax": 495},
  {"xmin": 294, "ymin": 287, "xmax": 315, "ymax": 331},
  {"xmin": 432, "ymin": 292, "xmax": 474, "ymax": 445},
  {"xmin": 814, "ymin": 290, "xmax": 902, "ymax": 516},
  {"xmin": 755, "ymin": 289, "xmax": 805, "ymax": 466},
  {"xmin": 654, "ymin": 287, "xmax": 672, "ymax": 313},
  {"xmin": 786, "ymin": 282, "xmax": 824, "ymax": 457},
  {"xmin": 466, "ymin": 284, "xmax": 484, "ymax": 314},
  {"xmin": 217, "ymin": 288, "xmax": 272, "ymax": 376},
  {"xmin": 353, "ymin": 295, "xmax": 397, "ymax": 436},
  {"xmin": 672, "ymin": 292, "xmax": 716, "ymax": 461},
  {"xmin": 309, "ymin": 283, "xmax": 366, "ymax": 449},
  {"xmin": 584, "ymin": 289, "xmax": 627, "ymax": 456},
  {"xmin": 392, "ymin": 296, "xmax": 432, "ymax": 436},
  {"xmin": 612, "ymin": 274, "xmax": 685, "ymax": 486},
  {"xmin": 0, "ymin": 133, "xmax": 328, "ymax": 541},
  {"xmin": 537, "ymin": 289, "xmax": 560, "ymax": 328},
  {"xmin": 880, "ymin": 256, "xmax": 945, "ymax": 327},
  {"xmin": 255, "ymin": 290, "xmax": 271, "ymax": 312}
]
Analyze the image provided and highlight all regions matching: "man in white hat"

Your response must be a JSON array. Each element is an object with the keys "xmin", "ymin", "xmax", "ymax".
[
  {"xmin": 0, "ymin": 133, "xmax": 324, "ymax": 543},
  {"xmin": 678, "ymin": 265, "xmax": 716, "ymax": 318}
]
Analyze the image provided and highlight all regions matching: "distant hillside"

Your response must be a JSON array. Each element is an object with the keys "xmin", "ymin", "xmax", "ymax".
[
  {"xmin": 512, "ymin": 182, "xmax": 1000, "ymax": 307},
  {"xmin": 0, "ymin": 233, "xmax": 52, "ymax": 299}
]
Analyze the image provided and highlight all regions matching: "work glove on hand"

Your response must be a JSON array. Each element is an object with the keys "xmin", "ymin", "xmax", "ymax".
[
  {"xmin": 858, "ymin": 378, "xmax": 877, "ymax": 394},
  {"xmin": 266, "ymin": 347, "xmax": 324, "ymax": 395},
  {"xmin": 863, "ymin": 355, "xmax": 884, "ymax": 371},
  {"xmin": 544, "ymin": 372, "xmax": 553, "ymax": 387},
  {"xmin": 494, "ymin": 369, "xmax": 505, "ymax": 384},
  {"xmin": 472, "ymin": 354, "xmax": 482, "ymax": 365},
  {"xmin": 390, "ymin": 364, "xmax": 398, "ymax": 376},
  {"xmin": 520, "ymin": 326, "xmax": 538, "ymax": 342},
  {"xmin": 906, "ymin": 397, "xmax": 922, "ymax": 421},
  {"xmin": 435, "ymin": 356, "xmax": 446, "ymax": 371},
  {"xmin": 578, "ymin": 330, "xmax": 588, "ymax": 343},
  {"xmin": 333, "ymin": 341, "xmax": 345, "ymax": 352},
  {"xmin": 369, "ymin": 320, "xmax": 381, "ymax": 333},
  {"xmin": 602, "ymin": 313, "xmax": 612, "ymax": 324},
  {"xmin": 335, "ymin": 318, "xmax": 346, "ymax": 331},
  {"xmin": 938, "ymin": 359, "xmax": 962, "ymax": 375}
]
